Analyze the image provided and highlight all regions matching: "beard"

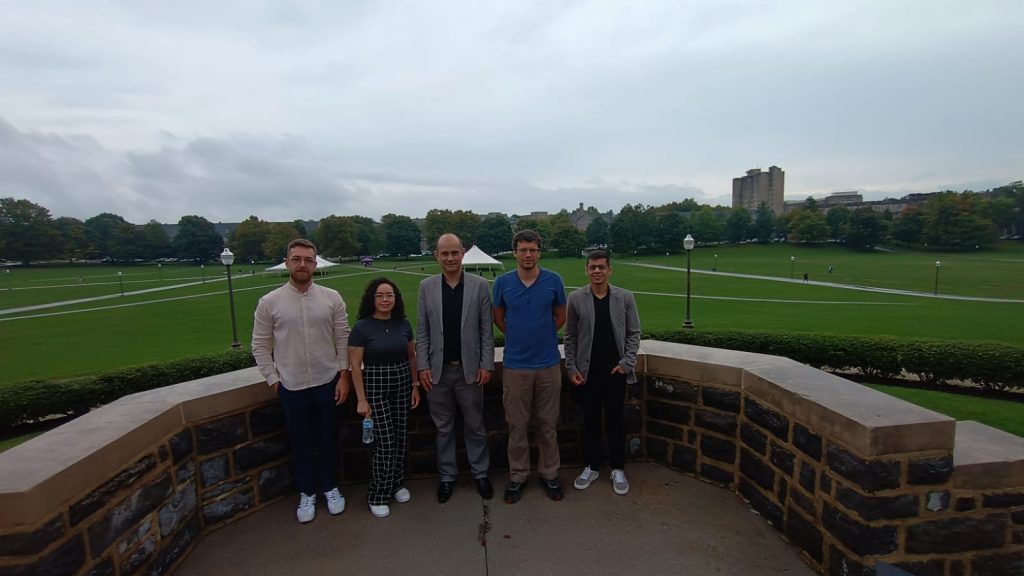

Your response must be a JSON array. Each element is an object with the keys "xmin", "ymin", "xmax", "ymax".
[{"xmin": 290, "ymin": 269, "xmax": 312, "ymax": 284}]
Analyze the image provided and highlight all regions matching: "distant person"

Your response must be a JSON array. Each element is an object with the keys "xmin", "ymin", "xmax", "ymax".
[
  {"xmin": 349, "ymin": 277, "xmax": 421, "ymax": 518},
  {"xmin": 565, "ymin": 250, "xmax": 640, "ymax": 496},
  {"xmin": 828, "ymin": 265, "xmax": 833, "ymax": 275},
  {"xmin": 493, "ymin": 229, "xmax": 567, "ymax": 503},
  {"xmin": 252, "ymin": 239, "xmax": 350, "ymax": 524},
  {"xmin": 803, "ymin": 272, "xmax": 809, "ymax": 284},
  {"xmin": 416, "ymin": 233, "xmax": 495, "ymax": 503}
]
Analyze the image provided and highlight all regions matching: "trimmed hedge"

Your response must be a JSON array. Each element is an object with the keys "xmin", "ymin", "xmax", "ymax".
[
  {"xmin": 645, "ymin": 329, "xmax": 1024, "ymax": 392},
  {"xmin": 0, "ymin": 349, "xmax": 255, "ymax": 428}
]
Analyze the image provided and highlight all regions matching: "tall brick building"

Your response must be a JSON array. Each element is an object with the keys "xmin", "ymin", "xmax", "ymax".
[{"xmin": 733, "ymin": 166, "xmax": 785, "ymax": 215}]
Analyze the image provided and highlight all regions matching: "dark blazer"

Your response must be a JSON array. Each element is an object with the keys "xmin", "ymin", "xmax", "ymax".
[
  {"xmin": 415, "ymin": 272, "xmax": 495, "ymax": 383},
  {"xmin": 564, "ymin": 284, "xmax": 641, "ymax": 384}
]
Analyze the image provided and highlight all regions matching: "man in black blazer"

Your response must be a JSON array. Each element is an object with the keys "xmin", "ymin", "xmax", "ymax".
[{"xmin": 416, "ymin": 233, "xmax": 496, "ymax": 502}]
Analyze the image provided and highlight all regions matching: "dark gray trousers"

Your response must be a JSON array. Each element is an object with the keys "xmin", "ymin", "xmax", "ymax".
[{"xmin": 427, "ymin": 365, "xmax": 490, "ymax": 481}]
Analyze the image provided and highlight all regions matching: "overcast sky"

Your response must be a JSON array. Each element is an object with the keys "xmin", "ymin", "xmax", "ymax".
[{"xmin": 1, "ymin": 1, "xmax": 1021, "ymax": 224}]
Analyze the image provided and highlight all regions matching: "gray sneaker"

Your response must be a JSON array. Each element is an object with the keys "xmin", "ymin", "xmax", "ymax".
[
  {"xmin": 611, "ymin": 469, "xmax": 630, "ymax": 495},
  {"xmin": 574, "ymin": 466, "xmax": 599, "ymax": 490}
]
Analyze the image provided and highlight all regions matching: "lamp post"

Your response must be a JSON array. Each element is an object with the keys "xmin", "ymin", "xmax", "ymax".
[
  {"xmin": 713, "ymin": 253, "xmax": 718, "ymax": 272},
  {"xmin": 220, "ymin": 248, "xmax": 241, "ymax": 349},
  {"xmin": 5, "ymin": 268, "xmax": 10, "ymax": 291},
  {"xmin": 118, "ymin": 271, "xmax": 124, "ymax": 296},
  {"xmin": 201, "ymin": 264, "xmax": 206, "ymax": 283},
  {"xmin": 790, "ymin": 256, "xmax": 795, "ymax": 280},
  {"xmin": 683, "ymin": 234, "xmax": 695, "ymax": 330},
  {"xmin": 157, "ymin": 263, "xmax": 162, "ymax": 282},
  {"xmin": 934, "ymin": 260, "xmax": 941, "ymax": 295}
]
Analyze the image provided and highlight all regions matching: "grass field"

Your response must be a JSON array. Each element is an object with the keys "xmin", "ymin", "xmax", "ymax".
[
  {"xmin": 866, "ymin": 383, "xmax": 1023, "ymax": 438},
  {"xmin": 2, "ymin": 242, "xmax": 1022, "ymax": 383}
]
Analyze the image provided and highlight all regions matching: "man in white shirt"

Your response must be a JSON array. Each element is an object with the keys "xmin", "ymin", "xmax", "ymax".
[{"xmin": 252, "ymin": 239, "xmax": 351, "ymax": 523}]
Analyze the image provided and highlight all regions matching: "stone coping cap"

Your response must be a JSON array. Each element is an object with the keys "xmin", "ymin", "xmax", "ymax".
[
  {"xmin": 744, "ymin": 364, "xmax": 955, "ymax": 456},
  {"xmin": 638, "ymin": 340, "xmax": 799, "ymax": 387},
  {"xmin": 953, "ymin": 420, "xmax": 1024, "ymax": 489},
  {"xmin": 0, "ymin": 367, "xmax": 271, "ymax": 529}
]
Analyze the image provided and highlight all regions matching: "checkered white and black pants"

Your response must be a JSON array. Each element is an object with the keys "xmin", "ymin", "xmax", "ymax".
[{"xmin": 365, "ymin": 361, "xmax": 412, "ymax": 506}]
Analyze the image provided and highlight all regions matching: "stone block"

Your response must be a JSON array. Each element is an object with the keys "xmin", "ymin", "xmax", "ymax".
[
  {"xmin": 907, "ymin": 455, "xmax": 953, "ymax": 485},
  {"xmin": 248, "ymin": 403, "xmax": 285, "ymax": 437},
  {"xmin": 785, "ymin": 506, "xmax": 823, "ymax": 563},
  {"xmin": 198, "ymin": 455, "xmax": 229, "ymax": 487},
  {"xmin": 671, "ymin": 445, "xmax": 697, "ymax": 473},
  {"xmin": 175, "ymin": 461, "xmax": 195, "ymax": 486},
  {"xmin": 799, "ymin": 461, "xmax": 816, "ymax": 494},
  {"xmin": 971, "ymin": 552, "xmax": 1024, "ymax": 576},
  {"xmin": 157, "ymin": 445, "xmax": 169, "ymax": 463},
  {"xmin": 233, "ymin": 436, "xmax": 288, "ymax": 472},
  {"xmin": 925, "ymin": 491, "xmax": 949, "ymax": 512},
  {"xmin": 826, "ymin": 443, "xmax": 901, "ymax": 492},
  {"xmin": 790, "ymin": 486, "xmax": 815, "ymax": 516},
  {"xmin": 700, "ymin": 463, "xmax": 733, "ymax": 485},
  {"xmin": 982, "ymin": 492, "xmax": 1024, "ymax": 508},
  {"xmin": 952, "ymin": 421, "xmax": 1024, "ymax": 490},
  {"xmin": 701, "ymin": 388, "xmax": 741, "ymax": 413},
  {"xmin": 646, "ymin": 400, "xmax": 691, "ymax": 425},
  {"xmin": 740, "ymin": 423, "xmax": 767, "ymax": 455},
  {"xmin": 158, "ymin": 481, "xmax": 197, "ymax": 537},
  {"xmin": 117, "ymin": 517, "xmax": 152, "ymax": 554},
  {"xmin": 820, "ymin": 472, "xmax": 833, "ymax": 496},
  {"xmin": 85, "ymin": 557, "xmax": 115, "ymax": 576},
  {"xmin": 87, "ymin": 473, "xmax": 173, "ymax": 558},
  {"xmin": 647, "ymin": 378, "xmax": 698, "ymax": 403},
  {"xmin": 739, "ymin": 449, "xmax": 775, "ymax": 491},
  {"xmin": 646, "ymin": 420, "xmax": 685, "ymax": 441},
  {"xmin": 694, "ymin": 409, "xmax": 737, "ymax": 436},
  {"xmin": 892, "ymin": 560, "xmax": 943, "ymax": 576},
  {"xmin": 69, "ymin": 454, "xmax": 158, "ymax": 526},
  {"xmin": 776, "ymin": 477, "xmax": 788, "ymax": 503},
  {"xmin": 0, "ymin": 514, "xmax": 65, "ymax": 556},
  {"xmin": 793, "ymin": 423, "xmax": 822, "ymax": 461},
  {"xmin": 0, "ymin": 534, "xmax": 86, "ymax": 576},
  {"xmin": 955, "ymin": 497, "xmax": 976, "ymax": 512},
  {"xmin": 821, "ymin": 502, "xmax": 898, "ymax": 556},
  {"xmin": 258, "ymin": 463, "xmax": 294, "ymax": 502},
  {"xmin": 168, "ymin": 429, "xmax": 194, "ymax": 464},
  {"xmin": 146, "ymin": 516, "xmax": 199, "ymax": 576},
  {"xmin": 201, "ymin": 488, "xmax": 255, "ymax": 526},
  {"xmin": 646, "ymin": 437, "xmax": 669, "ymax": 466},
  {"xmin": 119, "ymin": 535, "xmax": 156, "ymax": 576},
  {"xmin": 738, "ymin": 478, "xmax": 783, "ymax": 529},
  {"xmin": 194, "ymin": 414, "xmax": 247, "ymax": 455},
  {"xmin": 744, "ymin": 398, "xmax": 789, "ymax": 440},
  {"xmin": 1013, "ymin": 510, "xmax": 1024, "ymax": 525},
  {"xmin": 826, "ymin": 544, "xmax": 870, "ymax": 576},
  {"xmin": 835, "ymin": 485, "xmax": 919, "ymax": 521},
  {"xmin": 700, "ymin": 435, "xmax": 736, "ymax": 464},
  {"xmin": 905, "ymin": 516, "xmax": 1007, "ymax": 554},
  {"xmin": 770, "ymin": 443, "xmax": 795, "ymax": 476}
]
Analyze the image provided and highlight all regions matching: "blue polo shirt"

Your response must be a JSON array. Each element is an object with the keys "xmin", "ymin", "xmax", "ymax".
[{"xmin": 493, "ymin": 268, "xmax": 566, "ymax": 369}]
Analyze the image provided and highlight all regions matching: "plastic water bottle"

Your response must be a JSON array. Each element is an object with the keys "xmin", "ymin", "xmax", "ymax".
[{"xmin": 361, "ymin": 416, "xmax": 374, "ymax": 444}]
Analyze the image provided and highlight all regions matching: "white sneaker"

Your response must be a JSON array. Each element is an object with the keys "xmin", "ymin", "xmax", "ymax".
[
  {"xmin": 393, "ymin": 487, "xmax": 411, "ymax": 503},
  {"xmin": 369, "ymin": 503, "xmax": 390, "ymax": 518},
  {"xmin": 611, "ymin": 469, "xmax": 630, "ymax": 495},
  {"xmin": 296, "ymin": 493, "xmax": 316, "ymax": 523},
  {"xmin": 325, "ymin": 488, "xmax": 346, "ymax": 515},
  {"xmin": 574, "ymin": 466, "xmax": 599, "ymax": 490}
]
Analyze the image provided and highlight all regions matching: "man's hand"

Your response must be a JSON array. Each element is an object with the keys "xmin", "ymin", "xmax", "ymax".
[
  {"xmin": 334, "ymin": 372, "xmax": 351, "ymax": 405},
  {"xmin": 418, "ymin": 369, "xmax": 434, "ymax": 392},
  {"xmin": 476, "ymin": 369, "xmax": 492, "ymax": 386},
  {"xmin": 270, "ymin": 382, "xmax": 281, "ymax": 393},
  {"xmin": 611, "ymin": 365, "xmax": 625, "ymax": 375},
  {"xmin": 570, "ymin": 373, "xmax": 585, "ymax": 386}
]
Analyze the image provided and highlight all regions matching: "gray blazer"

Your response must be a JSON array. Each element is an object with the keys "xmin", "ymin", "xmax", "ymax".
[
  {"xmin": 415, "ymin": 272, "xmax": 495, "ymax": 384},
  {"xmin": 564, "ymin": 284, "xmax": 641, "ymax": 384}
]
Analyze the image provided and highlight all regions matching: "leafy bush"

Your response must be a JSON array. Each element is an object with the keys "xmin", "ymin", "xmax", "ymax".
[
  {"xmin": 645, "ymin": 329, "xmax": 1024, "ymax": 392},
  {"xmin": 0, "ymin": 349, "xmax": 255, "ymax": 427}
]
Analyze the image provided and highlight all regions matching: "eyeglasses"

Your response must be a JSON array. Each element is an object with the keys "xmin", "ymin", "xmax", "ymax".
[
  {"xmin": 288, "ymin": 257, "xmax": 317, "ymax": 265},
  {"xmin": 587, "ymin": 264, "xmax": 609, "ymax": 271},
  {"xmin": 375, "ymin": 293, "xmax": 396, "ymax": 299}
]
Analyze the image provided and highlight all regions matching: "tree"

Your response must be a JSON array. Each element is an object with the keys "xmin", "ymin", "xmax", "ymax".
[
  {"xmin": 424, "ymin": 209, "xmax": 481, "ymax": 248},
  {"xmin": 653, "ymin": 211, "xmax": 687, "ymax": 253},
  {"xmin": 228, "ymin": 216, "xmax": 271, "ymax": 262},
  {"xmin": 84, "ymin": 213, "xmax": 130, "ymax": 260},
  {"xmin": 725, "ymin": 208, "xmax": 752, "ymax": 243},
  {"xmin": 292, "ymin": 220, "xmax": 309, "ymax": 238},
  {"xmin": 585, "ymin": 217, "xmax": 609, "ymax": 247},
  {"xmin": 476, "ymin": 214, "xmax": 513, "ymax": 255},
  {"xmin": 844, "ymin": 208, "xmax": 888, "ymax": 250},
  {"xmin": 549, "ymin": 219, "xmax": 586, "ymax": 258},
  {"xmin": 381, "ymin": 214, "xmax": 422, "ymax": 258},
  {"xmin": 787, "ymin": 210, "xmax": 829, "ymax": 243},
  {"xmin": 174, "ymin": 215, "xmax": 224, "ymax": 262},
  {"xmin": 802, "ymin": 197, "xmax": 820, "ymax": 212},
  {"xmin": 920, "ymin": 192, "xmax": 999, "ymax": 250},
  {"xmin": 609, "ymin": 204, "xmax": 654, "ymax": 254},
  {"xmin": 350, "ymin": 216, "xmax": 383, "ymax": 256},
  {"xmin": 753, "ymin": 203, "xmax": 776, "ymax": 243},
  {"xmin": 0, "ymin": 198, "xmax": 58, "ymax": 265},
  {"xmin": 53, "ymin": 216, "xmax": 95, "ymax": 263},
  {"xmin": 825, "ymin": 206, "xmax": 850, "ymax": 241},
  {"xmin": 262, "ymin": 223, "xmax": 302, "ymax": 261},
  {"xmin": 892, "ymin": 207, "xmax": 925, "ymax": 245},
  {"xmin": 689, "ymin": 207, "xmax": 724, "ymax": 244},
  {"xmin": 139, "ymin": 220, "xmax": 171, "ymax": 261},
  {"xmin": 313, "ymin": 216, "xmax": 359, "ymax": 258}
]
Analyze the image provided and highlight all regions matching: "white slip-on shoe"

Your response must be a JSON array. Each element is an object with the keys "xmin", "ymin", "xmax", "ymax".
[
  {"xmin": 611, "ymin": 469, "xmax": 630, "ymax": 495},
  {"xmin": 296, "ymin": 493, "xmax": 316, "ymax": 523},
  {"xmin": 369, "ymin": 503, "xmax": 390, "ymax": 518},
  {"xmin": 574, "ymin": 466, "xmax": 599, "ymax": 490},
  {"xmin": 393, "ymin": 487, "xmax": 411, "ymax": 503},
  {"xmin": 325, "ymin": 488, "xmax": 346, "ymax": 515}
]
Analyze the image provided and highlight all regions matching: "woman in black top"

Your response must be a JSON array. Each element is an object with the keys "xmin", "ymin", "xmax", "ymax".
[{"xmin": 349, "ymin": 277, "xmax": 420, "ymax": 518}]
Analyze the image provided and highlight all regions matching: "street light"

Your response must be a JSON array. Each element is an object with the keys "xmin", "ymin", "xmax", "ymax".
[
  {"xmin": 4, "ymin": 268, "xmax": 10, "ymax": 291},
  {"xmin": 790, "ymin": 256, "xmax": 795, "ymax": 280},
  {"xmin": 157, "ymin": 263, "xmax": 162, "ymax": 282},
  {"xmin": 118, "ymin": 271, "xmax": 124, "ymax": 296},
  {"xmin": 683, "ymin": 234, "xmax": 695, "ymax": 330},
  {"xmin": 201, "ymin": 263, "xmax": 206, "ymax": 283},
  {"xmin": 713, "ymin": 253, "xmax": 718, "ymax": 272},
  {"xmin": 220, "ymin": 248, "xmax": 241, "ymax": 349},
  {"xmin": 934, "ymin": 260, "xmax": 941, "ymax": 295}
]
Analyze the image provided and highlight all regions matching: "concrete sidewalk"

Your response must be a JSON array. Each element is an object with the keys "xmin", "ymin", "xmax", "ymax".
[{"xmin": 175, "ymin": 462, "xmax": 814, "ymax": 576}]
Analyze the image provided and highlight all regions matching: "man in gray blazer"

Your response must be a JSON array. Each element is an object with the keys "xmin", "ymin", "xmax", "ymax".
[
  {"xmin": 416, "ymin": 233, "xmax": 496, "ymax": 502},
  {"xmin": 564, "ymin": 249, "xmax": 641, "ymax": 496}
]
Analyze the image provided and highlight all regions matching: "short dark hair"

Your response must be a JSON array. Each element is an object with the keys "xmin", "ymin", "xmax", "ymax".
[
  {"xmin": 587, "ymin": 249, "xmax": 610, "ymax": 263},
  {"xmin": 512, "ymin": 229, "xmax": 542, "ymax": 251},
  {"xmin": 287, "ymin": 238, "xmax": 317, "ymax": 255},
  {"xmin": 357, "ymin": 277, "xmax": 406, "ymax": 320}
]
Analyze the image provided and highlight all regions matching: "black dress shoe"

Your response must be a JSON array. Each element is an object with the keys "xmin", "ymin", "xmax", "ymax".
[
  {"xmin": 437, "ymin": 481, "xmax": 454, "ymax": 503},
  {"xmin": 475, "ymin": 477, "xmax": 494, "ymax": 500}
]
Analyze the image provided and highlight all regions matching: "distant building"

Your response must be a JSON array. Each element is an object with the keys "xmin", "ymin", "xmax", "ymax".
[
  {"xmin": 568, "ymin": 203, "xmax": 613, "ymax": 232},
  {"xmin": 733, "ymin": 166, "xmax": 785, "ymax": 215}
]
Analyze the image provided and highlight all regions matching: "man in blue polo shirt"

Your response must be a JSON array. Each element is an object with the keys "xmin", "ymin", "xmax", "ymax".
[{"xmin": 493, "ymin": 229, "xmax": 567, "ymax": 503}]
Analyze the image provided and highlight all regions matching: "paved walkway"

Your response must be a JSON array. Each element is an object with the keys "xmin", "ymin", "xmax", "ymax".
[{"xmin": 174, "ymin": 463, "xmax": 815, "ymax": 576}]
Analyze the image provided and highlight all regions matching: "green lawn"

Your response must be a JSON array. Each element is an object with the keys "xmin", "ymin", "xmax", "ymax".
[{"xmin": 866, "ymin": 383, "xmax": 1023, "ymax": 438}]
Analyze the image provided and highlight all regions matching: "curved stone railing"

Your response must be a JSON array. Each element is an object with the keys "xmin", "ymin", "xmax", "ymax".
[{"xmin": 1, "ymin": 342, "xmax": 1021, "ymax": 575}]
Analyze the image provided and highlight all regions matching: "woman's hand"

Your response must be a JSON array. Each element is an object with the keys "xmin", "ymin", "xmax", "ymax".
[
  {"xmin": 410, "ymin": 386, "xmax": 421, "ymax": 409},
  {"xmin": 357, "ymin": 399, "xmax": 371, "ymax": 417}
]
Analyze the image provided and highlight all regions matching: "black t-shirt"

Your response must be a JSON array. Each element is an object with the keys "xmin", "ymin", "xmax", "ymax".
[
  {"xmin": 349, "ymin": 317, "xmax": 413, "ymax": 365},
  {"xmin": 589, "ymin": 292, "xmax": 620, "ymax": 373}
]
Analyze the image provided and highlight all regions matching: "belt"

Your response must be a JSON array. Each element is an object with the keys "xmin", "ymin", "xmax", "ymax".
[{"xmin": 445, "ymin": 360, "xmax": 462, "ymax": 366}]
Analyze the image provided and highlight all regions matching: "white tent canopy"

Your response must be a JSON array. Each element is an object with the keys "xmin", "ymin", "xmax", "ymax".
[
  {"xmin": 264, "ymin": 255, "xmax": 339, "ymax": 274},
  {"xmin": 461, "ymin": 245, "xmax": 503, "ymax": 269}
]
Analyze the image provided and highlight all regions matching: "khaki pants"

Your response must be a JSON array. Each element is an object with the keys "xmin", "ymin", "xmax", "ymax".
[{"xmin": 502, "ymin": 364, "xmax": 562, "ymax": 482}]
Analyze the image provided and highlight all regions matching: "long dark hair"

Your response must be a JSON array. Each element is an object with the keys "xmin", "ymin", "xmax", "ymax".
[{"xmin": 357, "ymin": 277, "xmax": 406, "ymax": 320}]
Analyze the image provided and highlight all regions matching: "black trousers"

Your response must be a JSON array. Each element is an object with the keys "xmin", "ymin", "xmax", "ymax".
[{"xmin": 581, "ymin": 369, "xmax": 627, "ymax": 470}]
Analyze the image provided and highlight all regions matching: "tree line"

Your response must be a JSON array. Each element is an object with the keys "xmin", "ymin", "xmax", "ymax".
[{"xmin": 1, "ymin": 182, "xmax": 1020, "ymax": 265}]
